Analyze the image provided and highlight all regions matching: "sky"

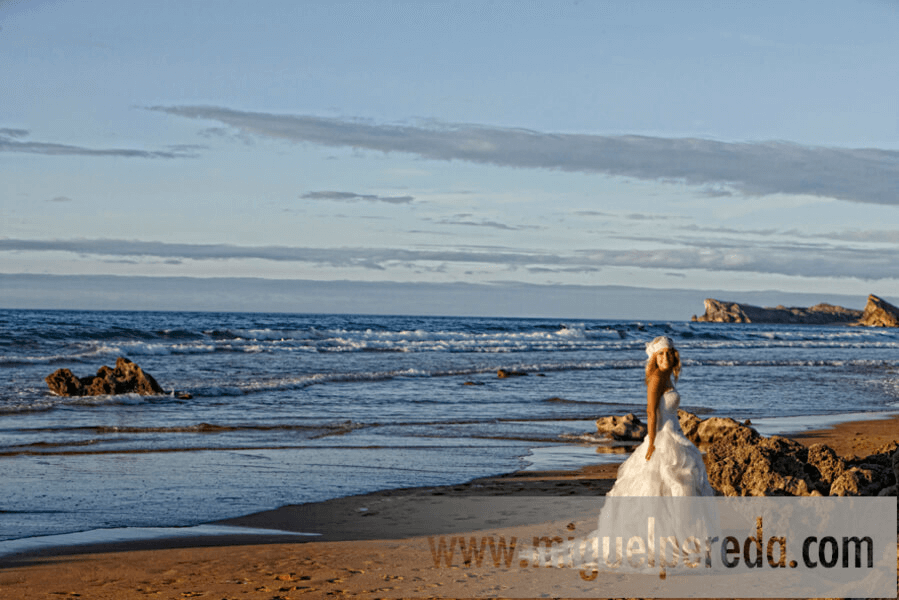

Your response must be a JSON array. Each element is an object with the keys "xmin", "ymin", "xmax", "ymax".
[{"xmin": 2, "ymin": 0, "xmax": 899, "ymax": 318}]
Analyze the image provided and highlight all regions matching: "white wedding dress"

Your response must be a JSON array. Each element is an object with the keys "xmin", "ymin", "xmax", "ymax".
[
  {"xmin": 608, "ymin": 386, "xmax": 714, "ymax": 497},
  {"xmin": 559, "ymin": 386, "xmax": 717, "ymax": 573}
]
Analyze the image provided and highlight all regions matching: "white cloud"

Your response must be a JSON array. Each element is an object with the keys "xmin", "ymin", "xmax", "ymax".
[
  {"xmin": 0, "ymin": 129, "xmax": 198, "ymax": 159},
  {"xmin": 153, "ymin": 105, "xmax": 899, "ymax": 206},
  {"xmin": 3, "ymin": 237, "xmax": 898, "ymax": 280},
  {"xmin": 301, "ymin": 191, "xmax": 415, "ymax": 204}
]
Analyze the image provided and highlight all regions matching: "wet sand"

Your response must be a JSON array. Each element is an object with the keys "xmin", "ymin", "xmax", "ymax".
[
  {"xmin": 790, "ymin": 412, "xmax": 899, "ymax": 458},
  {"xmin": 1, "ymin": 416, "xmax": 896, "ymax": 599}
]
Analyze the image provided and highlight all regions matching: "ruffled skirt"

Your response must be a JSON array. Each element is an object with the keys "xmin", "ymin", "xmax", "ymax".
[{"xmin": 608, "ymin": 419, "xmax": 714, "ymax": 497}]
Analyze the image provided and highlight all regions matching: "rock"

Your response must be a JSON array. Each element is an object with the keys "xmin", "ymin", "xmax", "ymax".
[
  {"xmin": 677, "ymin": 410, "xmax": 701, "ymax": 442},
  {"xmin": 829, "ymin": 467, "xmax": 882, "ymax": 496},
  {"xmin": 705, "ymin": 434, "xmax": 814, "ymax": 496},
  {"xmin": 703, "ymin": 423, "xmax": 897, "ymax": 496},
  {"xmin": 497, "ymin": 369, "xmax": 527, "ymax": 378},
  {"xmin": 695, "ymin": 416, "xmax": 748, "ymax": 445},
  {"xmin": 805, "ymin": 443, "xmax": 846, "ymax": 492},
  {"xmin": 594, "ymin": 413, "xmax": 647, "ymax": 441},
  {"xmin": 877, "ymin": 484, "xmax": 896, "ymax": 496},
  {"xmin": 694, "ymin": 294, "xmax": 899, "ymax": 327},
  {"xmin": 858, "ymin": 294, "xmax": 899, "ymax": 327},
  {"xmin": 589, "ymin": 407, "xmax": 897, "ymax": 497},
  {"xmin": 44, "ymin": 368, "xmax": 85, "ymax": 396},
  {"xmin": 45, "ymin": 357, "xmax": 165, "ymax": 397},
  {"xmin": 104, "ymin": 357, "xmax": 164, "ymax": 395},
  {"xmin": 824, "ymin": 443, "xmax": 898, "ymax": 496},
  {"xmin": 876, "ymin": 448, "xmax": 898, "ymax": 497},
  {"xmin": 677, "ymin": 410, "xmax": 758, "ymax": 448},
  {"xmin": 693, "ymin": 298, "xmax": 862, "ymax": 325},
  {"xmin": 693, "ymin": 299, "xmax": 752, "ymax": 323}
]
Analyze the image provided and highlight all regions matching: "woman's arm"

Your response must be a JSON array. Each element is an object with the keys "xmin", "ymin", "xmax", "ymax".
[{"xmin": 645, "ymin": 372, "xmax": 662, "ymax": 460}]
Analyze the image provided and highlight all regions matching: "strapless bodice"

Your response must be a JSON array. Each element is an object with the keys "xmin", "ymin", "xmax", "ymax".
[
  {"xmin": 661, "ymin": 387, "xmax": 680, "ymax": 421},
  {"xmin": 607, "ymin": 382, "xmax": 714, "ymax": 497}
]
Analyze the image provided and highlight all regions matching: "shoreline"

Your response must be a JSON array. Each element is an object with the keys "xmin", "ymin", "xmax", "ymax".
[
  {"xmin": 1, "ymin": 413, "xmax": 896, "ymax": 598},
  {"xmin": 2, "ymin": 412, "xmax": 896, "ymax": 552}
]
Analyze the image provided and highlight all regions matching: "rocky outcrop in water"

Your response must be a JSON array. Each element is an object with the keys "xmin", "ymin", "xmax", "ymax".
[
  {"xmin": 45, "ymin": 357, "xmax": 165, "ymax": 397},
  {"xmin": 693, "ymin": 294, "xmax": 899, "ymax": 327},
  {"xmin": 692, "ymin": 298, "xmax": 862, "ymax": 324},
  {"xmin": 497, "ymin": 368, "xmax": 528, "ymax": 378},
  {"xmin": 858, "ymin": 294, "xmax": 899, "ymax": 327},
  {"xmin": 594, "ymin": 413, "xmax": 647, "ymax": 441}
]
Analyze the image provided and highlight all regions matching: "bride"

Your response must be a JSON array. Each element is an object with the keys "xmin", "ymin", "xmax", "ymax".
[
  {"xmin": 562, "ymin": 338, "xmax": 715, "ymax": 576},
  {"xmin": 608, "ymin": 335, "xmax": 714, "ymax": 497},
  {"xmin": 556, "ymin": 337, "xmax": 716, "ymax": 576}
]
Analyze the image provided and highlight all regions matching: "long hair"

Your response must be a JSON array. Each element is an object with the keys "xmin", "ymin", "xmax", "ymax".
[{"xmin": 645, "ymin": 347, "xmax": 680, "ymax": 385}]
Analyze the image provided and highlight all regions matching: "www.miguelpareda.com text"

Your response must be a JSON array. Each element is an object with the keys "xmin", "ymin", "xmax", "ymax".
[{"xmin": 428, "ymin": 516, "xmax": 875, "ymax": 577}]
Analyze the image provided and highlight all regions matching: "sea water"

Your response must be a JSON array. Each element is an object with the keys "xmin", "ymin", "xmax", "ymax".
[{"xmin": 1, "ymin": 309, "xmax": 898, "ymax": 542}]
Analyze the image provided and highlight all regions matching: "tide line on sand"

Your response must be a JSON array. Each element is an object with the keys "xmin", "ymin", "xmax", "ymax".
[{"xmin": 0, "ymin": 524, "xmax": 318, "ymax": 559}]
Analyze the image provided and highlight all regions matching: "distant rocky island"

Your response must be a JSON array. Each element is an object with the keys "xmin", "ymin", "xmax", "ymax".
[{"xmin": 692, "ymin": 294, "xmax": 899, "ymax": 327}]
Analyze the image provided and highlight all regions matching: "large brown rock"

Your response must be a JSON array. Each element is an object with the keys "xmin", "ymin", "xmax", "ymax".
[
  {"xmin": 692, "ymin": 298, "xmax": 862, "ymax": 324},
  {"xmin": 44, "ymin": 368, "xmax": 85, "ymax": 397},
  {"xmin": 703, "ymin": 425, "xmax": 897, "ymax": 496},
  {"xmin": 695, "ymin": 416, "xmax": 748, "ymax": 445},
  {"xmin": 677, "ymin": 410, "xmax": 701, "ymax": 441},
  {"xmin": 595, "ymin": 413, "xmax": 647, "ymax": 441},
  {"xmin": 805, "ymin": 443, "xmax": 846, "ymax": 487},
  {"xmin": 45, "ymin": 357, "xmax": 165, "ymax": 397},
  {"xmin": 705, "ymin": 433, "xmax": 817, "ymax": 496},
  {"xmin": 830, "ymin": 466, "xmax": 883, "ymax": 496},
  {"xmin": 858, "ymin": 294, "xmax": 899, "ymax": 327},
  {"xmin": 677, "ymin": 410, "xmax": 758, "ymax": 447}
]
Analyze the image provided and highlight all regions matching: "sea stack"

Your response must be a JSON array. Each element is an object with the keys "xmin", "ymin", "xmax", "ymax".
[
  {"xmin": 858, "ymin": 294, "xmax": 899, "ymax": 327},
  {"xmin": 692, "ymin": 299, "xmax": 862, "ymax": 325}
]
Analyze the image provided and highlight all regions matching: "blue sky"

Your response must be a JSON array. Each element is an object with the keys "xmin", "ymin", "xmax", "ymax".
[{"xmin": 2, "ymin": 0, "xmax": 899, "ymax": 316}]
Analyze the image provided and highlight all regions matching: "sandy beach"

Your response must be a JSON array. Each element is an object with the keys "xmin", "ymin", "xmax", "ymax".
[{"xmin": 1, "ymin": 415, "xmax": 896, "ymax": 599}]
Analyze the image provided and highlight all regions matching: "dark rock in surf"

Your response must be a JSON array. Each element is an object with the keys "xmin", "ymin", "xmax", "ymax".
[
  {"xmin": 45, "ymin": 357, "xmax": 165, "ymax": 397},
  {"xmin": 44, "ymin": 368, "xmax": 86, "ymax": 397},
  {"xmin": 497, "ymin": 368, "xmax": 528, "ymax": 378}
]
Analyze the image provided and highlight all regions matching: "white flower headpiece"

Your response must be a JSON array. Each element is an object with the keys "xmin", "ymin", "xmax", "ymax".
[{"xmin": 645, "ymin": 336, "xmax": 674, "ymax": 358}]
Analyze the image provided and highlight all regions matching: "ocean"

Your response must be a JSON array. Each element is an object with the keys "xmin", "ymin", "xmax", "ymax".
[{"xmin": 1, "ymin": 309, "xmax": 898, "ymax": 543}]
